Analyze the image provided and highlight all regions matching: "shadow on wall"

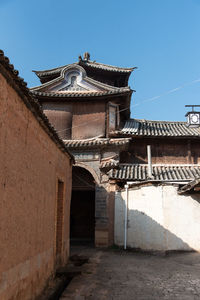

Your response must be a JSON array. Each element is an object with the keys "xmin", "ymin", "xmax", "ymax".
[
  {"xmin": 114, "ymin": 188, "xmax": 200, "ymax": 252},
  {"xmin": 190, "ymin": 193, "xmax": 200, "ymax": 203},
  {"xmin": 126, "ymin": 209, "xmax": 192, "ymax": 252}
]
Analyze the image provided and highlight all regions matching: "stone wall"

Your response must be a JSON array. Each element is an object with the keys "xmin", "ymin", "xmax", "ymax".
[
  {"xmin": 0, "ymin": 73, "xmax": 72, "ymax": 300},
  {"xmin": 115, "ymin": 184, "xmax": 200, "ymax": 252}
]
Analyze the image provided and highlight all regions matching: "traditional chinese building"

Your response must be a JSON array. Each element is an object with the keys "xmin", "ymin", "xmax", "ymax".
[{"xmin": 31, "ymin": 52, "xmax": 200, "ymax": 251}]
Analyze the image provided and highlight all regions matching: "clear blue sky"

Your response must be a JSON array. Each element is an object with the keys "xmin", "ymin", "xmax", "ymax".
[{"xmin": 1, "ymin": 0, "xmax": 200, "ymax": 121}]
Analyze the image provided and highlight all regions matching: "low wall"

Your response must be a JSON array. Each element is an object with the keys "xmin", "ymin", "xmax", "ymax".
[{"xmin": 115, "ymin": 184, "xmax": 200, "ymax": 251}]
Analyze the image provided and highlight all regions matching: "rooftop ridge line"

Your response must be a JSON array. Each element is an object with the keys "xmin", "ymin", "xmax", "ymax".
[
  {"xmin": 129, "ymin": 118, "xmax": 187, "ymax": 124},
  {"xmin": 119, "ymin": 163, "xmax": 200, "ymax": 166},
  {"xmin": 33, "ymin": 60, "xmax": 136, "ymax": 76}
]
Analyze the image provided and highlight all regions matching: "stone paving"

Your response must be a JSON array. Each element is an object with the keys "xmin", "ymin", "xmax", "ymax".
[{"xmin": 60, "ymin": 246, "xmax": 200, "ymax": 300}]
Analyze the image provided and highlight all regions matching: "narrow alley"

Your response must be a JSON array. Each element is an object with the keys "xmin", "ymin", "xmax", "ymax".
[{"xmin": 60, "ymin": 247, "xmax": 200, "ymax": 300}]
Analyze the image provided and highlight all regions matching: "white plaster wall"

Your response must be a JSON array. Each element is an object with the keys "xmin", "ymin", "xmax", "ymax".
[{"xmin": 114, "ymin": 185, "xmax": 200, "ymax": 251}]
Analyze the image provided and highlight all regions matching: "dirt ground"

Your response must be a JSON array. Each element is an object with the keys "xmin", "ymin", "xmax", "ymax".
[{"xmin": 60, "ymin": 246, "xmax": 200, "ymax": 300}]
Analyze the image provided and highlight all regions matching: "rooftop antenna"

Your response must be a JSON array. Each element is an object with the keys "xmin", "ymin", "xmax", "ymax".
[{"xmin": 185, "ymin": 104, "xmax": 200, "ymax": 110}]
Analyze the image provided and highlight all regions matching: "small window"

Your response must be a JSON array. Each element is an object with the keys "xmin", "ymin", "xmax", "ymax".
[{"xmin": 108, "ymin": 103, "xmax": 119, "ymax": 131}]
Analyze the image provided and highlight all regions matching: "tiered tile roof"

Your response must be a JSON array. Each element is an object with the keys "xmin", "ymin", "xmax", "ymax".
[
  {"xmin": 33, "ymin": 61, "xmax": 135, "ymax": 79},
  {"xmin": 100, "ymin": 159, "xmax": 119, "ymax": 170},
  {"xmin": 79, "ymin": 60, "xmax": 135, "ymax": 73},
  {"xmin": 64, "ymin": 138, "xmax": 131, "ymax": 148},
  {"xmin": 109, "ymin": 164, "xmax": 200, "ymax": 181},
  {"xmin": 31, "ymin": 87, "xmax": 131, "ymax": 98},
  {"xmin": 114, "ymin": 119, "xmax": 200, "ymax": 137}
]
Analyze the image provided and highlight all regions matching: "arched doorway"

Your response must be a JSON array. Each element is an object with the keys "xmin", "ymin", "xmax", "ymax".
[{"xmin": 70, "ymin": 166, "xmax": 95, "ymax": 244}]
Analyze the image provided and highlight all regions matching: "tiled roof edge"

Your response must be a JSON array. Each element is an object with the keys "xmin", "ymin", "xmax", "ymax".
[
  {"xmin": 79, "ymin": 60, "xmax": 136, "ymax": 73},
  {"xmin": 119, "ymin": 163, "xmax": 200, "ymax": 167},
  {"xmin": 111, "ymin": 118, "xmax": 200, "ymax": 138},
  {"xmin": 108, "ymin": 163, "xmax": 200, "ymax": 182},
  {"xmin": 33, "ymin": 61, "xmax": 136, "ymax": 78},
  {"xmin": 63, "ymin": 137, "xmax": 131, "ymax": 148},
  {"xmin": 129, "ymin": 118, "xmax": 187, "ymax": 124},
  {"xmin": 33, "ymin": 64, "xmax": 71, "ymax": 77},
  {"xmin": 31, "ymin": 88, "xmax": 132, "ymax": 98},
  {"xmin": 0, "ymin": 50, "xmax": 74, "ymax": 162}
]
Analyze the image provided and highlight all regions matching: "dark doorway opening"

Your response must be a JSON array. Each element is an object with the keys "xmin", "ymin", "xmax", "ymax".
[
  {"xmin": 70, "ymin": 167, "xmax": 95, "ymax": 245},
  {"xmin": 70, "ymin": 190, "xmax": 95, "ymax": 241}
]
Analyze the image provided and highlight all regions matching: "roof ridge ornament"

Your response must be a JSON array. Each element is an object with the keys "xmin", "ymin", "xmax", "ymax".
[{"xmin": 83, "ymin": 52, "xmax": 90, "ymax": 61}]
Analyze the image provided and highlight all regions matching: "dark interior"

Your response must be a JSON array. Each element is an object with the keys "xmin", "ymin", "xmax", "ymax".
[
  {"xmin": 70, "ymin": 167, "xmax": 95, "ymax": 244},
  {"xmin": 70, "ymin": 190, "xmax": 95, "ymax": 241}
]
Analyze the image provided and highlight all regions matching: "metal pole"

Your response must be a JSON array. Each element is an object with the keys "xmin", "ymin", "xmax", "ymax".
[
  {"xmin": 124, "ymin": 184, "xmax": 128, "ymax": 250},
  {"xmin": 147, "ymin": 145, "xmax": 152, "ymax": 178}
]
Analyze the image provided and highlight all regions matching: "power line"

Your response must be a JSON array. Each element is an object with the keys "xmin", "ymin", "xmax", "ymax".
[
  {"xmin": 56, "ymin": 104, "xmax": 129, "ymax": 134},
  {"xmin": 132, "ymin": 78, "xmax": 200, "ymax": 107}
]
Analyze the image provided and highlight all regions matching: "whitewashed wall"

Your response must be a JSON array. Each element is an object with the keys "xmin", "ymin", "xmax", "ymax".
[{"xmin": 115, "ymin": 185, "xmax": 200, "ymax": 251}]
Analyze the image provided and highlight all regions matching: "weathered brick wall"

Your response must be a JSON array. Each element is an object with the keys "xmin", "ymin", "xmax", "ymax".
[
  {"xmin": 0, "ymin": 73, "xmax": 72, "ymax": 300},
  {"xmin": 41, "ymin": 101, "xmax": 106, "ymax": 140},
  {"xmin": 42, "ymin": 102, "xmax": 73, "ymax": 140},
  {"xmin": 72, "ymin": 102, "xmax": 106, "ymax": 139}
]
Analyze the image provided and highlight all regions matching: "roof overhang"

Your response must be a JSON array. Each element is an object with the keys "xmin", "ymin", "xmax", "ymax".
[{"xmin": 178, "ymin": 179, "xmax": 200, "ymax": 194}]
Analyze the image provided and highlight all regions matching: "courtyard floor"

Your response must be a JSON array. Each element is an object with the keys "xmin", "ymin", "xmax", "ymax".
[{"xmin": 60, "ymin": 246, "xmax": 200, "ymax": 300}]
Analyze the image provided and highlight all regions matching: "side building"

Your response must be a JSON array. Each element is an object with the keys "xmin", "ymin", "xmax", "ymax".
[
  {"xmin": 31, "ymin": 52, "xmax": 200, "ymax": 252},
  {"xmin": 0, "ymin": 50, "xmax": 73, "ymax": 300}
]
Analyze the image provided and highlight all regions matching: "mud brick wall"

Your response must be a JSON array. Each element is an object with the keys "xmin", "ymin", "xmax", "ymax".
[{"xmin": 0, "ymin": 72, "xmax": 72, "ymax": 300}]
